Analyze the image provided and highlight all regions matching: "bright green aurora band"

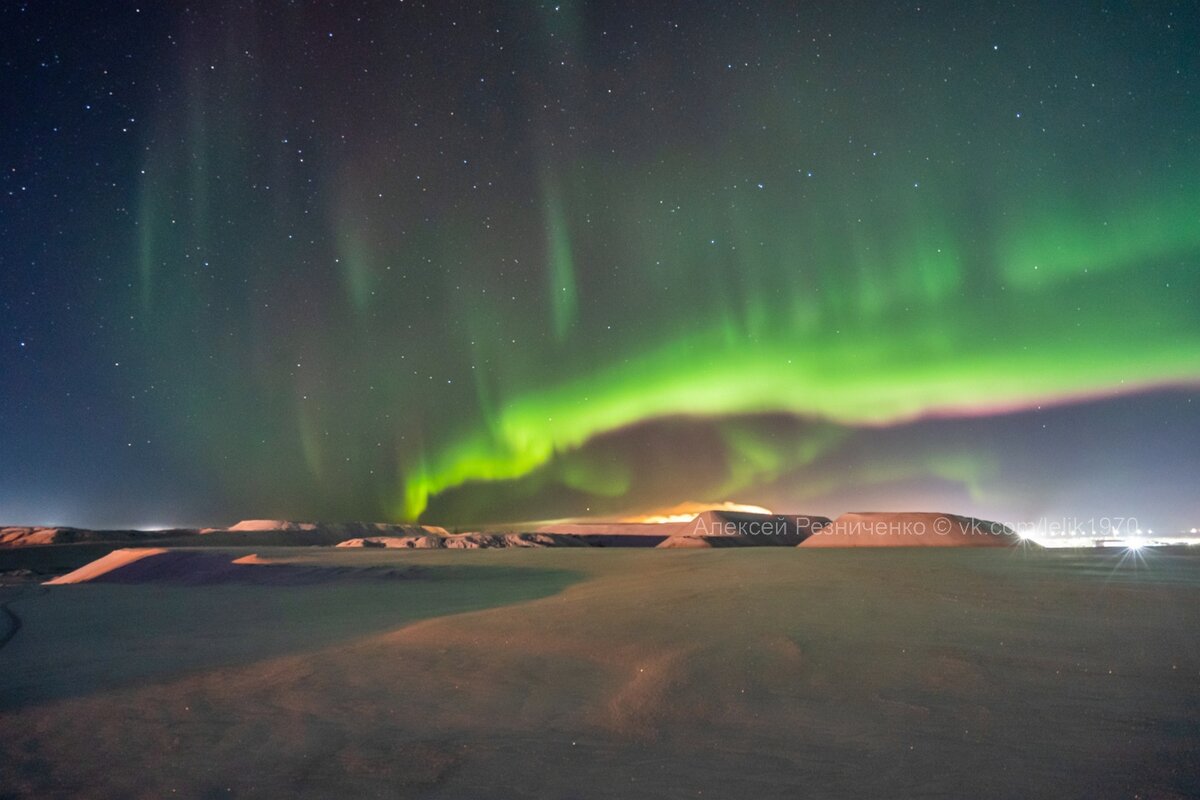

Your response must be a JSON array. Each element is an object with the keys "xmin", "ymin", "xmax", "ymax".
[
  {"xmin": 128, "ymin": 5, "xmax": 1200, "ymax": 524},
  {"xmin": 399, "ymin": 174, "xmax": 1200, "ymax": 519}
]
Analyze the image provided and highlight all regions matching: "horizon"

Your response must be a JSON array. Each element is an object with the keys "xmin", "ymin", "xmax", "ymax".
[{"xmin": 6, "ymin": 506, "xmax": 1197, "ymax": 546}]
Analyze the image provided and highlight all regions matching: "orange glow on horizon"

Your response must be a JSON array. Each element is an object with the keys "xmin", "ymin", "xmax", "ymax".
[{"xmin": 624, "ymin": 501, "xmax": 775, "ymax": 524}]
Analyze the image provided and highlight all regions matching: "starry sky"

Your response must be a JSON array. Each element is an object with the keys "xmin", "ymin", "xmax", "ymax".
[{"xmin": 2, "ymin": 1, "xmax": 1198, "ymax": 530}]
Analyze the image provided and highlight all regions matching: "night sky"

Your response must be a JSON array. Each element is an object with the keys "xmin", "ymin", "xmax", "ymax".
[{"xmin": 2, "ymin": 2, "xmax": 1198, "ymax": 530}]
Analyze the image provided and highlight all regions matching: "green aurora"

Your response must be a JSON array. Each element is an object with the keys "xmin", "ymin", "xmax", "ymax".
[
  {"xmin": 397, "ymin": 178, "xmax": 1200, "ymax": 519},
  {"xmin": 122, "ymin": 3, "xmax": 1199, "ymax": 524}
]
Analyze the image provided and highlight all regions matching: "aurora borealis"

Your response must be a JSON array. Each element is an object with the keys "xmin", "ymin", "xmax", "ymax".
[{"xmin": 2, "ymin": 2, "xmax": 1198, "ymax": 529}]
